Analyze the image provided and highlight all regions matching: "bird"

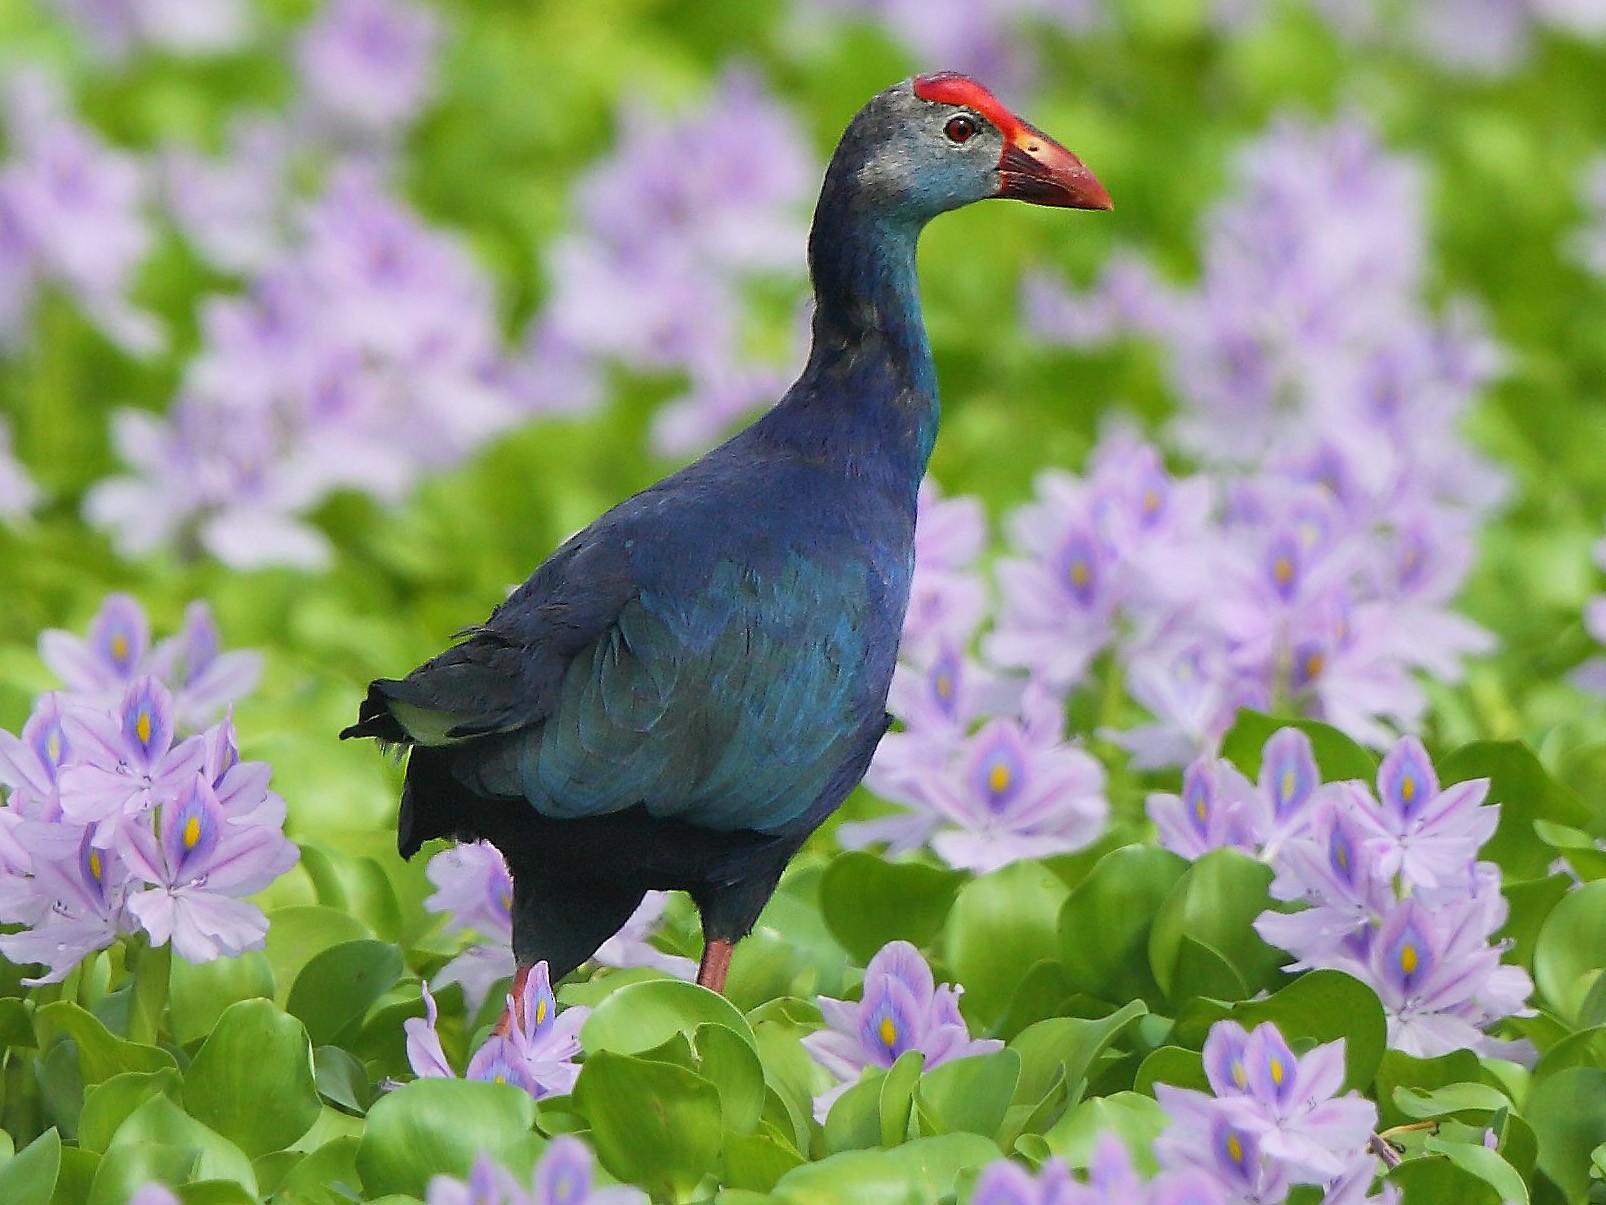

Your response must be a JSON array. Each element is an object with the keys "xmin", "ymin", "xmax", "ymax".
[{"xmin": 341, "ymin": 72, "xmax": 1110, "ymax": 1026}]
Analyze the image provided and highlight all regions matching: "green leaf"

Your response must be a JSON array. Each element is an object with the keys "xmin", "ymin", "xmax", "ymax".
[
  {"xmin": 722, "ymin": 1126, "xmax": 805, "ymax": 1194},
  {"xmin": 915, "ymin": 1050, "xmax": 1020, "ymax": 1139},
  {"xmin": 1043, "ymin": 1091, "xmax": 1167, "ymax": 1173},
  {"xmin": 818, "ymin": 853, "xmax": 966, "ymax": 965},
  {"xmin": 572, "ymin": 1049, "xmax": 722, "ymax": 1201},
  {"xmin": 79, "ymin": 1069, "xmax": 183, "ymax": 1154},
  {"xmin": 105, "ymin": 1095, "xmax": 257, "ymax": 1193},
  {"xmin": 694, "ymin": 1023, "xmax": 767, "ymax": 1135},
  {"xmin": 275, "ymin": 1136, "xmax": 361, "ymax": 1201},
  {"xmin": 1437, "ymin": 741, "xmax": 1592, "ymax": 881},
  {"xmin": 1059, "ymin": 845, "xmax": 1188, "ymax": 1005},
  {"xmin": 824, "ymin": 1063, "xmax": 899, "ymax": 1154},
  {"xmin": 1372, "ymin": 1048, "xmax": 1485, "ymax": 1130},
  {"xmin": 1221, "ymin": 712, "xmax": 1376, "ymax": 782},
  {"xmin": 1423, "ymin": 1136, "xmax": 1530, "ymax": 1204},
  {"xmin": 297, "ymin": 846, "xmax": 405, "ymax": 943},
  {"xmin": 1527, "ymin": 1067, "xmax": 1606, "ymax": 1202},
  {"xmin": 1534, "ymin": 1025, "xmax": 1606, "ymax": 1082},
  {"xmin": 261, "ymin": 906, "xmax": 371, "ymax": 1006},
  {"xmin": 769, "ymin": 1133, "xmax": 1000, "ymax": 1205},
  {"xmin": 581, "ymin": 977, "xmax": 757, "ymax": 1056},
  {"xmin": 285, "ymin": 940, "xmax": 403, "ymax": 1047},
  {"xmin": 1500, "ymin": 875, "xmax": 1573, "ymax": 971},
  {"xmin": 1134, "ymin": 1046, "xmax": 1209, "ymax": 1096},
  {"xmin": 0, "ymin": 1129, "xmax": 60, "ymax": 1205},
  {"xmin": 313, "ymin": 1045, "xmax": 372, "ymax": 1115},
  {"xmin": 946, "ymin": 861, "xmax": 1069, "ymax": 1028},
  {"xmin": 56, "ymin": 1144, "xmax": 99, "ymax": 1205},
  {"xmin": 355, "ymin": 1078, "xmax": 538, "ymax": 1199},
  {"xmin": 0, "ymin": 996, "xmax": 36, "ymax": 1049},
  {"xmin": 1533, "ymin": 881, "xmax": 1606, "ymax": 1027},
  {"xmin": 1393, "ymin": 1082, "xmax": 1513, "ymax": 1121},
  {"xmin": 168, "ymin": 950, "xmax": 275, "ymax": 1047},
  {"xmin": 1148, "ymin": 849, "xmax": 1285, "ymax": 1001},
  {"xmin": 86, "ymin": 1144, "xmax": 196, "ymax": 1205},
  {"xmin": 878, "ymin": 1049, "xmax": 925, "ymax": 1149},
  {"xmin": 182, "ymin": 999, "xmax": 321, "ymax": 1158},
  {"xmin": 1008, "ymin": 999, "xmax": 1148, "ymax": 1109},
  {"xmin": 1386, "ymin": 1154, "xmax": 1502, "ymax": 1205},
  {"xmin": 34, "ymin": 1002, "xmax": 177, "ymax": 1086}
]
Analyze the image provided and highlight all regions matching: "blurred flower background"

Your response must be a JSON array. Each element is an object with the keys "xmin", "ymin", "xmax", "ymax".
[{"xmin": 2, "ymin": 0, "xmax": 1606, "ymax": 1202}]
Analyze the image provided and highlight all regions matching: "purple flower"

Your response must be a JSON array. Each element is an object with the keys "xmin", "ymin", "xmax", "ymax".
[
  {"xmin": 803, "ymin": 941, "xmax": 1002, "ymax": 1121},
  {"xmin": 146, "ymin": 603, "xmax": 264, "ymax": 730},
  {"xmin": 0, "ymin": 823, "xmax": 131, "ymax": 982},
  {"xmin": 424, "ymin": 1137, "xmax": 647, "ymax": 1205},
  {"xmin": 0, "ymin": 71, "xmax": 161, "ymax": 355},
  {"xmin": 592, "ymin": 893, "xmax": 697, "ymax": 981},
  {"xmin": 48, "ymin": 0, "xmax": 252, "ymax": 62},
  {"xmin": 127, "ymin": 1185, "xmax": 182, "ymax": 1205},
  {"xmin": 39, "ymin": 593, "xmax": 151, "ymax": 699},
  {"xmin": 1150, "ymin": 757, "xmax": 1255, "ymax": 861},
  {"xmin": 406, "ymin": 964, "xmax": 587, "ymax": 1101},
  {"xmin": 294, "ymin": 0, "xmax": 440, "ymax": 140},
  {"xmin": 0, "ymin": 417, "xmax": 39, "ymax": 521},
  {"xmin": 162, "ymin": 114, "xmax": 291, "ymax": 274},
  {"xmin": 871, "ymin": 689, "xmax": 1108, "ymax": 874},
  {"xmin": 1351, "ymin": 736, "xmax": 1497, "ymax": 890}
]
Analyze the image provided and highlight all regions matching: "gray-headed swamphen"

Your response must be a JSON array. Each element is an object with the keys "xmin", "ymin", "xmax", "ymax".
[{"xmin": 342, "ymin": 72, "xmax": 1110, "ymax": 1027}]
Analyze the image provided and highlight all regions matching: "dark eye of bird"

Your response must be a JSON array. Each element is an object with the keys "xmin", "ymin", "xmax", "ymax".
[{"xmin": 944, "ymin": 114, "xmax": 978, "ymax": 144}]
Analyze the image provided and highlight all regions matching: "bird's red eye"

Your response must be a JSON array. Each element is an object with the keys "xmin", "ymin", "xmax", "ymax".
[{"xmin": 944, "ymin": 114, "xmax": 978, "ymax": 144}]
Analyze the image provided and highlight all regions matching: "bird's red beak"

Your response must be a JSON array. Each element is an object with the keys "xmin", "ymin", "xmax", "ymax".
[
  {"xmin": 997, "ymin": 125, "xmax": 1113, "ymax": 211},
  {"xmin": 912, "ymin": 72, "xmax": 1113, "ymax": 212}
]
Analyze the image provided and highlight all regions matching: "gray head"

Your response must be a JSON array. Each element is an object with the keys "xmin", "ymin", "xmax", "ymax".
[{"xmin": 821, "ymin": 72, "xmax": 1112, "ymax": 228}]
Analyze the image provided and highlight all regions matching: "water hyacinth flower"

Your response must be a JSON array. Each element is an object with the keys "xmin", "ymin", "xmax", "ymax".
[
  {"xmin": 424, "ymin": 1137, "xmax": 647, "ymax": 1205},
  {"xmin": 972, "ymin": 1137, "xmax": 1230, "ymax": 1204},
  {"xmin": 406, "ymin": 964, "xmax": 587, "ymax": 1101},
  {"xmin": 162, "ymin": 114, "xmax": 292, "ymax": 275},
  {"xmin": 1155, "ymin": 1020, "xmax": 1377, "ymax": 1200},
  {"xmin": 294, "ymin": 0, "xmax": 441, "ymax": 141},
  {"xmin": 803, "ymin": 940, "xmax": 1001, "ymax": 1120},
  {"xmin": 0, "ymin": 70, "xmax": 161, "ymax": 355},
  {"xmin": 0, "ymin": 598, "xmax": 292, "ymax": 981},
  {"xmin": 533, "ymin": 67, "xmax": 814, "ymax": 457},
  {"xmin": 48, "ymin": 0, "xmax": 252, "ymax": 62}
]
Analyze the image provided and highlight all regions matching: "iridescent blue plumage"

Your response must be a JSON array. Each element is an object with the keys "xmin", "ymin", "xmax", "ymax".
[{"xmin": 342, "ymin": 73, "xmax": 1110, "ymax": 999}]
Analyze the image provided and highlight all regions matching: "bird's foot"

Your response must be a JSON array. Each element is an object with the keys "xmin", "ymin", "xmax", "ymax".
[
  {"xmin": 493, "ymin": 963, "xmax": 535, "ymax": 1037},
  {"xmin": 696, "ymin": 938, "xmax": 734, "ymax": 995}
]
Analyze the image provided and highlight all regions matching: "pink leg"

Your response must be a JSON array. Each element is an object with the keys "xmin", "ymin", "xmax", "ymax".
[
  {"xmin": 697, "ymin": 938, "xmax": 735, "ymax": 995},
  {"xmin": 492, "ymin": 963, "xmax": 535, "ymax": 1036}
]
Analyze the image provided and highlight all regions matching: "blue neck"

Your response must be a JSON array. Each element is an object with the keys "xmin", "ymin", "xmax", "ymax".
[{"xmin": 762, "ymin": 185, "xmax": 940, "ymax": 493}]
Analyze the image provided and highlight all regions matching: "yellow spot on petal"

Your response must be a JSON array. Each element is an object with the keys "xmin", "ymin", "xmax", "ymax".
[
  {"xmin": 136, "ymin": 710, "xmax": 152, "ymax": 745},
  {"xmin": 1303, "ymin": 652, "xmax": 1325, "ymax": 681},
  {"xmin": 47, "ymin": 733, "xmax": 61, "ymax": 763},
  {"xmin": 1232, "ymin": 1061, "xmax": 1246, "ymax": 1088},
  {"xmin": 1400, "ymin": 944, "xmax": 1418, "ymax": 975},
  {"xmin": 1270, "ymin": 1057, "xmax": 1285, "ymax": 1086},
  {"xmin": 1069, "ymin": 560, "xmax": 1091, "ymax": 589},
  {"xmin": 1280, "ymin": 768, "xmax": 1296, "ymax": 802},
  {"xmin": 1401, "ymin": 776, "xmax": 1416, "ymax": 803},
  {"xmin": 111, "ymin": 633, "xmax": 129, "ymax": 664},
  {"xmin": 988, "ymin": 762, "xmax": 1011, "ymax": 795},
  {"xmin": 536, "ymin": 996, "xmax": 548, "ymax": 1026},
  {"xmin": 183, "ymin": 816, "xmax": 201, "ymax": 850},
  {"xmin": 1193, "ymin": 796, "xmax": 1208, "ymax": 824},
  {"xmin": 494, "ymin": 1074, "xmax": 507, "ymax": 1084},
  {"xmin": 878, "ymin": 1016, "xmax": 898, "ymax": 1048},
  {"xmin": 88, "ymin": 850, "xmax": 103, "ymax": 881},
  {"xmin": 934, "ymin": 672, "xmax": 954, "ymax": 701},
  {"xmin": 1142, "ymin": 489, "xmax": 1161, "ymax": 514},
  {"xmin": 1273, "ymin": 556, "xmax": 1294, "ymax": 586},
  {"xmin": 1227, "ymin": 1132, "xmax": 1244, "ymax": 1164}
]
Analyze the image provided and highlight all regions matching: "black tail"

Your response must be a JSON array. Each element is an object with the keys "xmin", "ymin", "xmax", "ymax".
[
  {"xmin": 397, "ymin": 744, "xmax": 487, "ymax": 860},
  {"xmin": 339, "ymin": 680, "xmax": 410, "ymax": 744}
]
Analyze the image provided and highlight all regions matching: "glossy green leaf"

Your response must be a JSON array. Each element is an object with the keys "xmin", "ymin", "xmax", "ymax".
[
  {"xmin": 824, "ymin": 1064, "xmax": 897, "ymax": 1154},
  {"xmin": 1149, "ymin": 848, "xmax": 1285, "ymax": 1000},
  {"xmin": 261, "ymin": 906, "xmax": 371, "ymax": 1006},
  {"xmin": 1008, "ymin": 999, "xmax": 1148, "ymax": 1109},
  {"xmin": 105, "ymin": 1095, "xmax": 257, "ymax": 1192},
  {"xmin": 1221, "ymin": 712, "xmax": 1377, "ymax": 782},
  {"xmin": 0, "ymin": 996, "xmax": 36, "ymax": 1049},
  {"xmin": 572, "ymin": 1049, "xmax": 722, "ymax": 1200},
  {"xmin": 581, "ymin": 977, "xmax": 757, "ymax": 1057},
  {"xmin": 818, "ymin": 853, "xmax": 966, "ymax": 965},
  {"xmin": 1134, "ymin": 1046, "xmax": 1208, "ymax": 1096},
  {"xmin": 79, "ymin": 1069, "xmax": 183, "ymax": 1154},
  {"xmin": 34, "ymin": 1001, "xmax": 177, "ymax": 1086},
  {"xmin": 285, "ymin": 939, "xmax": 404, "ymax": 1047},
  {"xmin": 769, "ymin": 1133, "xmax": 1000, "ymax": 1205},
  {"xmin": 1527, "ymin": 1067, "xmax": 1606, "ymax": 1202},
  {"xmin": 355, "ymin": 1078, "xmax": 538, "ymax": 1199},
  {"xmin": 297, "ymin": 846, "xmax": 405, "ymax": 942},
  {"xmin": 947, "ymin": 861, "xmax": 1069, "ymax": 1028},
  {"xmin": 1500, "ymin": 875, "xmax": 1573, "ymax": 971},
  {"xmin": 1373, "ymin": 1048, "xmax": 1485, "ymax": 1130},
  {"xmin": 1059, "ymin": 845, "xmax": 1188, "ymax": 1005},
  {"xmin": 1423, "ymin": 1136, "xmax": 1530, "ymax": 1204},
  {"xmin": 0, "ymin": 1128, "xmax": 60, "ymax": 1205},
  {"xmin": 695, "ymin": 1023, "xmax": 767, "ymax": 1134},
  {"xmin": 313, "ymin": 1045, "xmax": 372, "ymax": 1115},
  {"xmin": 1437, "ymin": 741, "xmax": 1592, "ymax": 880},
  {"xmin": 1386, "ymin": 1154, "xmax": 1502, "ymax": 1205},
  {"xmin": 722, "ymin": 1126, "xmax": 806, "ymax": 1193},
  {"xmin": 85, "ymin": 1144, "xmax": 196, "ymax": 1205},
  {"xmin": 182, "ymin": 998, "xmax": 321, "ymax": 1158},
  {"xmin": 1533, "ymin": 881, "xmax": 1606, "ymax": 1026},
  {"xmin": 878, "ymin": 1049, "xmax": 925, "ymax": 1148},
  {"xmin": 1042, "ymin": 1091, "xmax": 1167, "ymax": 1173},
  {"xmin": 275, "ymin": 1136, "xmax": 361, "ymax": 1201},
  {"xmin": 1394, "ymin": 1082, "xmax": 1513, "ymax": 1120},
  {"xmin": 56, "ymin": 1144, "xmax": 100, "ymax": 1205},
  {"xmin": 168, "ymin": 950, "xmax": 276, "ymax": 1048},
  {"xmin": 915, "ymin": 1050, "xmax": 1020, "ymax": 1139}
]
